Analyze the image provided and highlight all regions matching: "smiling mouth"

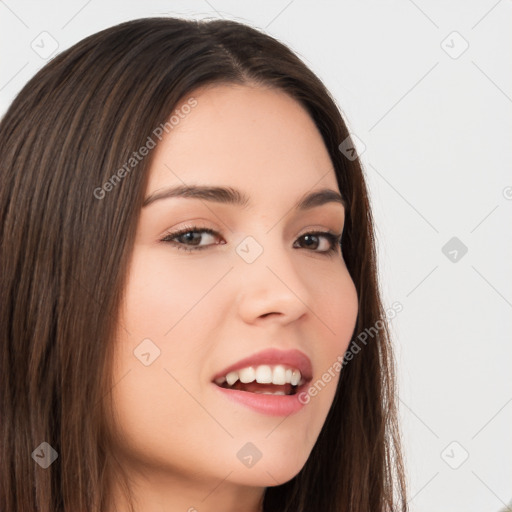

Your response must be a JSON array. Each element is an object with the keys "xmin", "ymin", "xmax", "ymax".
[{"xmin": 213, "ymin": 364, "xmax": 307, "ymax": 396}]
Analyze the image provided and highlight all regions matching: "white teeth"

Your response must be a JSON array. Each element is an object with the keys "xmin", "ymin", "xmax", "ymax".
[
  {"xmin": 216, "ymin": 365, "xmax": 303, "ymax": 387},
  {"xmin": 239, "ymin": 367, "xmax": 256, "ymax": 383},
  {"xmin": 272, "ymin": 365, "xmax": 286, "ymax": 385},
  {"xmin": 291, "ymin": 370, "xmax": 301, "ymax": 386},
  {"xmin": 225, "ymin": 371, "xmax": 238, "ymax": 386},
  {"xmin": 255, "ymin": 365, "xmax": 273, "ymax": 383}
]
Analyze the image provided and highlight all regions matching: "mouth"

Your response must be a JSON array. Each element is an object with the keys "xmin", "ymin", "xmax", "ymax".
[
  {"xmin": 210, "ymin": 348, "xmax": 313, "ymax": 415},
  {"xmin": 213, "ymin": 364, "xmax": 307, "ymax": 396}
]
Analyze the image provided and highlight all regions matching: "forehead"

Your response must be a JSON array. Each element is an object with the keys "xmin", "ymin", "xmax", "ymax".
[{"xmin": 146, "ymin": 84, "xmax": 339, "ymax": 201}]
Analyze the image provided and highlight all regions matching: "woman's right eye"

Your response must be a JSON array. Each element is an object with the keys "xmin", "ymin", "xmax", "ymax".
[{"xmin": 160, "ymin": 226, "xmax": 222, "ymax": 252}]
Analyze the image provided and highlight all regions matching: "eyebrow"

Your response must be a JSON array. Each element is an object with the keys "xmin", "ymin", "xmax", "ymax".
[{"xmin": 142, "ymin": 185, "xmax": 346, "ymax": 210}]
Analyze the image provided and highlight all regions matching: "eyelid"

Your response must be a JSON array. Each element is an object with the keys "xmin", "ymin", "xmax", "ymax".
[{"xmin": 160, "ymin": 223, "xmax": 216, "ymax": 241}]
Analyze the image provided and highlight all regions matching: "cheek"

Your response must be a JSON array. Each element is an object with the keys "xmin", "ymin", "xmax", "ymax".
[
  {"xmin": 334, "ymin": 274, "xmax": 358, "ymax": 349},
  {"xmin": 306, "ymin": 268, "xmax": 358, "ymax": 398},
  {"xmin": 121, "ymin": 247, "xmax": 223, "ymax": 336},
  {"xmin": 107, "ymin": 358, "xmax": 206, "ymax": 473},
  {"xmin": 312, "ymin": 266, "xmax": 359, "ymax": 351}
]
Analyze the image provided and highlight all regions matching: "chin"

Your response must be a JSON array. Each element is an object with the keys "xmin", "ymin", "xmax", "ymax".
[{"xmin": 228, "ymin": 452, "xmax": 309, "ymax": 487}]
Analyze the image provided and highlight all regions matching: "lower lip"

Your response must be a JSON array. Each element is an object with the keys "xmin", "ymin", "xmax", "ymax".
[{"xmin": 212, "ymin": 383, "xmax": 309, "ymax": 416}]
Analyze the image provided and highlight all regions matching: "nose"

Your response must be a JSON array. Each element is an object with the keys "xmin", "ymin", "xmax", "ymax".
[{"xmin": 234, "ymin": 238, "xmax": 311, "ymax": 326}]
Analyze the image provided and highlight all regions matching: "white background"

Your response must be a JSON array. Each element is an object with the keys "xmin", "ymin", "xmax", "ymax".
[{"xmin": 1, "ymin": 1, "xmax": 511, "ymax": 510}]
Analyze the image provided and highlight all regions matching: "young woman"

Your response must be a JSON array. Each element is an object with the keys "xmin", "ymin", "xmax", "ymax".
[{"xmin": 0, "ymin": 17, "xmax": 407, "ymax": 512}]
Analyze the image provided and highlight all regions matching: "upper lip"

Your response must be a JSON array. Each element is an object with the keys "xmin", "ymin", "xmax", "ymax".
[{"xmin": 212, "ymin": 348, "xmax": 313, "ymax": 383}]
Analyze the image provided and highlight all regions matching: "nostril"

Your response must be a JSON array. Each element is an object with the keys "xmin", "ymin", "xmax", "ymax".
[{"xmin": 259, "ymin": 312, "xmax": 280, "ymax": 319}]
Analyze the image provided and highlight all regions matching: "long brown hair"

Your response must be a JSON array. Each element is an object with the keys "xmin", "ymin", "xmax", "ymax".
[{"xmin": 0, "ymin": 17, "xmax": 407, "ymax": 511}]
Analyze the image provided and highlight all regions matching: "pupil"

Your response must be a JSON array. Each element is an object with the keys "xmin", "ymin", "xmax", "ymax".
[
  {"xmin": 303, "ymin": 235, "xmax": 318, "ymax": 248},
  {"xmin": 183, "ymin": 232, "xmax": 199, "ymax": 245}
]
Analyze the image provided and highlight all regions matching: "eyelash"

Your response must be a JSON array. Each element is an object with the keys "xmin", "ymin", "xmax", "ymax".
[{"xmin": 160, "ymin": 225, "xmax": 343, "ymax": 256}]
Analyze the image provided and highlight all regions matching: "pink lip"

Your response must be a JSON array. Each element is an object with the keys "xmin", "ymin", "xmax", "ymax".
[
  {"xmin": 211, "ymin": 348, "xmax": 313, "ymax": 417},
  {"xmin": 212, "ymin": 382, "xmax": 310, "ymax": 416},
  {"xmin": 211, "ymin": 348, "xmax": 313, "ymax": 382}
]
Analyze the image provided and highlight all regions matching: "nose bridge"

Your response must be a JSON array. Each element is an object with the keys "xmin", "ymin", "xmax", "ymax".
[{"xmin": 233, "ymin": 226, "xmax": 311, "ymax": 321}]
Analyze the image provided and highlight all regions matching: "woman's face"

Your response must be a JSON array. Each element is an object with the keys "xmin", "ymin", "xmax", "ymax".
[{"xmin": 109, "ymin": 83, "xmax": 358, "ymax": 506}]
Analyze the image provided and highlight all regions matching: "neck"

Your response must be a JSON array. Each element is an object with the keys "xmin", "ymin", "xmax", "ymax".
[{"xmin": 106, "ymin": 464, "xmax": 265, "ymax": 512}]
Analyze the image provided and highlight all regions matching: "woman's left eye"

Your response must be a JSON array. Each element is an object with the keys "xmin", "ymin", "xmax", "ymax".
[{"xmin": 160, "ymin": 226, "xmax": 343, "ymax": 255}]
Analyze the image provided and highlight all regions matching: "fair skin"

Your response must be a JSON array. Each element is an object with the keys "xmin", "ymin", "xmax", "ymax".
[{"xmin": 107, "ymin": 83, "xmax": 359, "ymax": 512}]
